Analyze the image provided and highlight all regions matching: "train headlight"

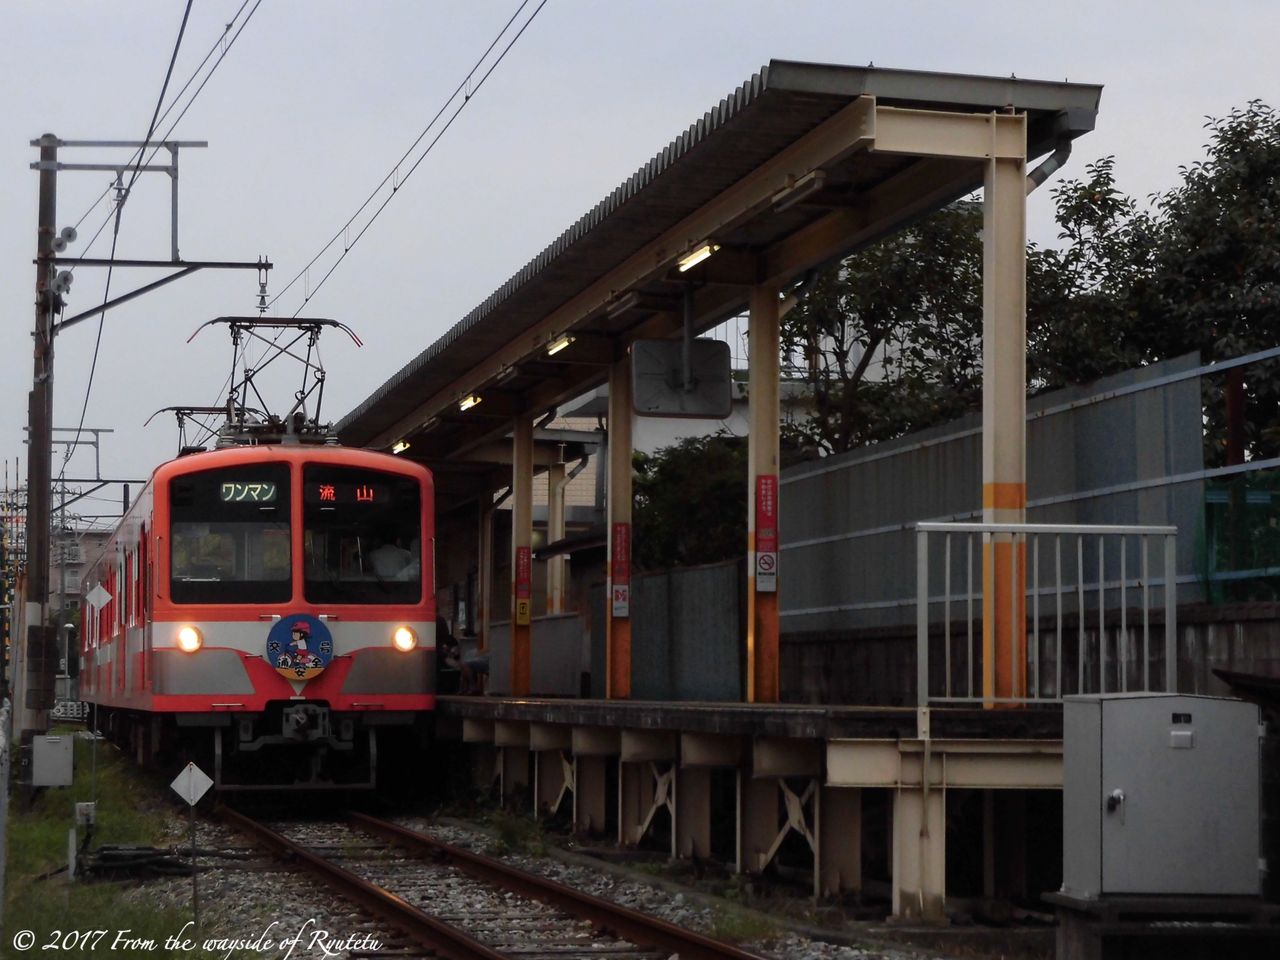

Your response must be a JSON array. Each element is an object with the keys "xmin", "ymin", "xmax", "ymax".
[
  {"xmin": 176, "ymin": 625, "xmax": 203, "ymax": 653},
  {"xmin": 392, "ymin": 625, "xmax": 417, "ymax": 652}
]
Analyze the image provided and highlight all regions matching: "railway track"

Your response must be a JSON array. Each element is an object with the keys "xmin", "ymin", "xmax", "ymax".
[{"xmin": 219, "ymin": 807, "xmax": 770, "ymax": 960}]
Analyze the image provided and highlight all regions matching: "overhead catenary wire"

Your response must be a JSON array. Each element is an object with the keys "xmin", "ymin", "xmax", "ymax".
[
  {"xmin": 269, "ymin": 0, "xmax": 550, "ymax": 317},
  {"xmin": 185, "ymin": 0, "xmax": 549, "ymax": 448},
  {"xmin": 60, "ymin": 0, "xmax": 263, "ymax": 460},
  {"xmin": 58, "ymin": 1, "xmax": 196, "ymax": 482},
  {"xmin": 64, "ymin": 0, "xmax": 261, "ymax": 267}
]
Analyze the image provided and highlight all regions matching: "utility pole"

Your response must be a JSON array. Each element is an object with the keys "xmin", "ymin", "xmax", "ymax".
[
  {"xmin": 21, "ymin": 135, "xmax": 269, "ymax": 736},
  {"xmin": 23, "ymin": 133, "xmax": 57, "ymax": 736},
  {"xmin": 57, "ymin": 483, "xmax": 68, "ymax": 700}
]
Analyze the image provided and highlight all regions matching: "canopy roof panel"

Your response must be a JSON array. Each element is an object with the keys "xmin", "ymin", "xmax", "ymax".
[{"xmin": 338, "ymin": 59, "xmax": 1101, "ymax": 461}]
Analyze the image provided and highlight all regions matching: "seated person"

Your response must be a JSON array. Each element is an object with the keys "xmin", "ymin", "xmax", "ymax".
[
  {"xmin": 368, "ymin": 537, "xmax": 412, "ymax": 578},
  {"xmin": 461, "ymin": 646, "xmax": 490, "ymax": 695},
  {"xmin": 436, "ymin": 618, "xmax": 461, "ymax": 694}
]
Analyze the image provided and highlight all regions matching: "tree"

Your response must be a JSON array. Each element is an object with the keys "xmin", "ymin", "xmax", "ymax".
[
  {"xmin": 784, "ymin": 101, "xmax": 1280, "ymax": 460},
  {"xmin": 1150, "ymin": 101, "xmax": 1280, "ymax": 464},
  {"xmin": 1027, "ymin": 156, "xmax": 1160, "ymax": 389},
  {"xmin": 780, "ymin": 201, "xmax": 984, "ymax": 456},
  {"xmin": 632, "ymin": 434, "xmax": 746, "ymax": 570}
]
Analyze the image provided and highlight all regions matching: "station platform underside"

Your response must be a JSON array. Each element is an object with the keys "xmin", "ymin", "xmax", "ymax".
[{"xmin": 435, "ymin": 696, "xmax": 1065, "ymax": 919}]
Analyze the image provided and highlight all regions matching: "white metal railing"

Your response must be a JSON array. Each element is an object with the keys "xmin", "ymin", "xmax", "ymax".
[{"xmin": 915, "ymin": 522, "xmax": 1178, "ymax": 707}]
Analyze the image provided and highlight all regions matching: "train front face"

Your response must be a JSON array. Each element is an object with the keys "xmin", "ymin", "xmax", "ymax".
[{"xmin": 155, "ymin": 446, "xmax": 435, "ymax": 789}]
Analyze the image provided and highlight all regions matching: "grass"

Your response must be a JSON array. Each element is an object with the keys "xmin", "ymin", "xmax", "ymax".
[
  {"xmin": 482, "ymin": 809, "xmax": 548, "ymax": 858},
  {"xmin": 706, "ymin": 903, "xmax": 782, "ymax": 944},
  {"xmin": 2, "ymin": 732, "xmax": 236, "ymax": 960}
]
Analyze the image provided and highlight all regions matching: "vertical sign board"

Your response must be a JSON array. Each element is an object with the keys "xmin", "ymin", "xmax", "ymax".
[
  {"xmin": 755, "ymin": 475, "xmax": 778, "ymax": 592},
  {"xmin": 611, "ymin": 522, "xmax": 631, "ymax": 617},
  {"xmin": 514, "ymin": 545, "xmax": 532, "ymax": 626}
]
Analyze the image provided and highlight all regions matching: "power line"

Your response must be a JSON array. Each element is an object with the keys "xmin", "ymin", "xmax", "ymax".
[
  {"xmin": 58, "ymin": 1, "xmax": 196, "ymax": 483},
  {"xmin": 181, "ymin": 0, "xmax": 550, "ymax": 448},
  {"xmin": 64, "ymin": 0, "xmax": 260, "ymax": 263},
  {"xmin": 270, "ymin": 0, "xmax": 550, "ymax": 316},
  {"xmin": 63, "ymin": 1, "xmax": 265, "ymax": 463}
]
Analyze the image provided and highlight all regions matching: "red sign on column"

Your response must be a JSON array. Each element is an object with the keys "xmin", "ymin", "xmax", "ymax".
[
  {"xmin": 515, "ymin": 545, "xmax": 532, "ymax": 625},
  {"xmin": 755, "ymin": 474, "xmax": 778, "ymax": 592},
  {"xmin": 611, "ymin": 522, "xmax": 631, "ymax": 617}
]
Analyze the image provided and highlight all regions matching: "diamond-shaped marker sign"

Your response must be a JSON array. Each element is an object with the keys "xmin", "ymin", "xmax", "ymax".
[
  {"xmin": 170, "ymin": 762, "xmax": 213, "ymax": 807},
  {"xmin": 85, "ymin": 583, "xmax": 112, "ymax": 609}
]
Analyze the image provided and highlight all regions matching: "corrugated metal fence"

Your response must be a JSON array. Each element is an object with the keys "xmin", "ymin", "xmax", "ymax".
[{"xmin": 780, "ymin": 353, "xmax": 1207, "ymax": 634}]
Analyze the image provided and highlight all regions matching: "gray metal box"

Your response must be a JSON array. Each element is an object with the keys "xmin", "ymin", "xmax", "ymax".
[
  {"xmin": 32, "ymin": 733, "xmax": 74, "ymax": 787},
  {"xmin": 1062, "ymin": 694, "xmax": 1260, "ymax": 899}
]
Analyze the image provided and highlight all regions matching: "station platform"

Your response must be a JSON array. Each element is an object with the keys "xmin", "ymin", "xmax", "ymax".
[
  {"xmin": 437, "ymin": 695, "xmax": 1063, "ymax": 739},
  {"xmin": 434, "ymin": 695, "xmax": 1066, "ymax": 920}
]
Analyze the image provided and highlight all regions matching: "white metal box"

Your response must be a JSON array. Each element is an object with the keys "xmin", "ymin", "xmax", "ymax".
[
  {"xmin": 1062, "ymin": 693, "xmax": 1260, "ymax": 899},
  {"xmin": 32, "ymin": 733, "xmax": 74, "ymax": 787}
]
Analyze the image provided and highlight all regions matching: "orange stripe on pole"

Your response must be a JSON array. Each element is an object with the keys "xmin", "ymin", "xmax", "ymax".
[
  {"xmin": 607, "ymin": 618, "xmax": 631, "ymax": 699},
  {"xmin": 982, "ymin": 482, "xmax": 1027, "ymax": 511},
  {"xmin": 982, "ymin": 538, "xmax": 1027, "ymax": 707}
]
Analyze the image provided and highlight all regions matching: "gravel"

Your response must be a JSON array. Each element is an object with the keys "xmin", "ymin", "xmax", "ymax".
[
  {"xmin": 395, "ymin": 817, "xmax": 943, "ymax": 960},
  {"xmin": 112, "ymin": 808, "xmax": 949, "ymax": 960}
]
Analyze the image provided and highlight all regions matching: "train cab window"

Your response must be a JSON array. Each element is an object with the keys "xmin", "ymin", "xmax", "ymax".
[
  {"xmin": 303, "ymin": 465, "xmax": 421, "ymax": 604},
  {"xmin": 169, "ymin": 464, "xmax": 291, "ymax": 604}
]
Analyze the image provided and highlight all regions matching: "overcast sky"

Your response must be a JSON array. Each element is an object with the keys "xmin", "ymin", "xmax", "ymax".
[{"xmin": 2, "ymin": 1, "xmax": 1275, "ymax": 524}]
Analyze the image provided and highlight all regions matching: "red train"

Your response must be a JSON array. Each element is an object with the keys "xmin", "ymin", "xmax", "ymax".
[{"xmin": 79, "ymin": 443, "xmax": 436, "ymax": 789}]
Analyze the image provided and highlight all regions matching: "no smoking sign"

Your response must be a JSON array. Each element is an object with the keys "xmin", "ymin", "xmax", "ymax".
[{"xmin": 756, "ymin": 551, "xmax": 777, "ymax": 591}]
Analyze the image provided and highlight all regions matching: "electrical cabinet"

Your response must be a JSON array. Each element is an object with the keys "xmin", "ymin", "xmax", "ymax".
[
  {"xmin": 1062, "ymin": 693, "xmax": 1260, "ymax": 899},
  {"xmin": 32, "ymin": 733, "xmax": 74, "ymax": 787}
]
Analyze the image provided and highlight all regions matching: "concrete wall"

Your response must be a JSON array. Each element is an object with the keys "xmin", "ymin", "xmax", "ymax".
[
  {"xmin": 584, "ymin": 560, "xmax": 743, "ymax": 701},
  {"xmin": 781, "ymin": 602, "xmax": 1280, "ymax": 705},
  {"xmin": 486, "ymin": 612, "xmax": 586, "ymax": 697}
]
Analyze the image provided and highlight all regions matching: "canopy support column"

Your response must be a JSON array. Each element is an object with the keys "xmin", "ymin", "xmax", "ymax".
[
  {"xmin": 606, "ymin": 355, "xmax": 633, "ymax": 698},
  {"xmin": 747, "ymin": 284, "xmax": 781, "ymax": 703},
  {"xmin": 511, "ymin": 414, "xmax": 534, "ymax": 695}
]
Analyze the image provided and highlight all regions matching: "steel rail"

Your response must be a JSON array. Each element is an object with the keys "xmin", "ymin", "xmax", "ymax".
[
  {"xmin": 217, "ymin": 807, "xmax": 506, "ymax": 960},
  {"xmin": 350, "ymin": 811, "xmax": 768, "ymax": 960}
]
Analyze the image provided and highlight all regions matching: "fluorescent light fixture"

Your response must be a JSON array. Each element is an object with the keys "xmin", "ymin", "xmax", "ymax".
[
  {"xmin": 546, "ymin": 334, "xmax": 575, "ymax": 356},
  {"xmin": 606, "ymin": 291, "xmax": 640, "ymax": 319},
  {"xmin": 420, "ymin": 416, "xmax": 440, "ymax": 431},
  {"xmin": 772, "ymin": 170, "xmax": 827, "ymax": 212},
  {"xmin": 677, "ymin": 242, "xmax": 720, "ymax": 272},
  {"xmin": 495, "ymin": 366, "xmax": 519, "ymax": 385},
  {"xmin": 459, "ymin": 394, "xmax": 482, "ymax": 411},
  {"xmin": 391, "ymin": 440, "xmax": 410, "ymax": 454}
]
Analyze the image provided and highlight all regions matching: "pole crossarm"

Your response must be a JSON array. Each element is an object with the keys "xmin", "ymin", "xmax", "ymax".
[
  {"xmin": 29, "ymin": 138, "xmax": 208, "ymax": 148},
  {"xmin": 54, "ymin": 263, "xmax": 273, "ymax": 332},
  {"xmin": 50, "ymin": 258, "xmax": 270, "ymax": 269}
]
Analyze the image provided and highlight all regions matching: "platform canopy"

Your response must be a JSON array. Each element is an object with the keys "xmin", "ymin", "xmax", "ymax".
[{"xmin": 337, "ymin": 59, "xmax": 1101, "ymax": 506}]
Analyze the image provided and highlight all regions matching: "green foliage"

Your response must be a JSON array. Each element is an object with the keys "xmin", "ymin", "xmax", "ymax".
[
  {"xmin": 706, "ymin": 903, "xmax": 781, "ymax": 944},
  {"xmin": 632, "ymin": 434, "xmax": 747, "ymax": 569},
  {"xmin": 784, "ymin": 100, "xmax": 1280, "ymax": 464},
  {"xmin": 3, "ymin": 736, "xmax": 216, "ymax": 960},
  {"xmin": 781, "ymin": 201, "xmax": 984, "ymax": 455},
  {"xmin": 1027, "ymin": 155, "xmax": 1161, "ymax": 388},
  {"xmin": 483, "ymin": 809, "xmax": 548, "ymax": 857}
]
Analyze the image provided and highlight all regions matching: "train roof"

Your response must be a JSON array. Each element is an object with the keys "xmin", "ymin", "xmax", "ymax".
[{"xmin": 148, "ymin": 443, "xmax": 433, "ymax": 488}]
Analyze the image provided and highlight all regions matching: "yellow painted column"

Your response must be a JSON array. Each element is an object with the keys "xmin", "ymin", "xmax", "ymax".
[
  {"xmin": 981, "ymin": 118, "xmax": 1029, "ymax": 705},
  {"xmin": 546, "ymin": 460, "xmax": 566, "ymax": 615},
  {"xmin": 511, "ymin": 414, "xmax": 534, "ymax": 696},
  {"xmin": 606, "ymin": 355, "xmax": 633, "ymax": 698},
  {"xmin": 747, "ymin": 285, "xmax": 781, "ymax": 703}
]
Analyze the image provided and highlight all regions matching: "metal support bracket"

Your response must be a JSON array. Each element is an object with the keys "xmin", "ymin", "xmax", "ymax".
[{"xmin": 757, "ymin": 778, "xmax": 817, "ymax": 872}]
